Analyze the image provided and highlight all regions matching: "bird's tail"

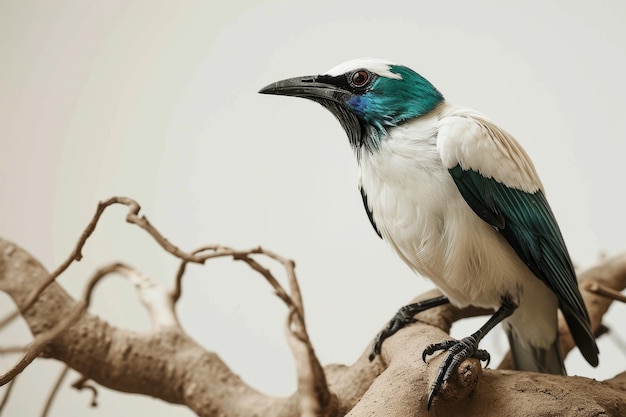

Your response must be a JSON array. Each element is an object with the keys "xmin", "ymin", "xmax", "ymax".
[{"xmin": 505, "ymin": 329, "xmax": 566, "ymax": 375}]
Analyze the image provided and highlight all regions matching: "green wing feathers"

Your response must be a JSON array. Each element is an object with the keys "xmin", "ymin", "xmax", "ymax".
[{"xmin": 449, "ymin": 165, "xmax": 599, "ymax": 366}]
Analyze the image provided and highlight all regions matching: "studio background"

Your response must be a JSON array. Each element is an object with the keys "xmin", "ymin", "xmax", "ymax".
[{"xmin": 1, "ymin": 1, "xmax": 625, "ymax": 415}]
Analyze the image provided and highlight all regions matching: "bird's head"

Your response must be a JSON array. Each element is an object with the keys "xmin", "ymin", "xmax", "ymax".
[{"xmin": 259, "ymin": 58, "xmax": 444, "ymax": 157}]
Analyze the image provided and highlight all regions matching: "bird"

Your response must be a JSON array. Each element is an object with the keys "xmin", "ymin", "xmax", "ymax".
[{"xmin": 259, "ymin": 58, "xmax": 598, "ymax": 408}]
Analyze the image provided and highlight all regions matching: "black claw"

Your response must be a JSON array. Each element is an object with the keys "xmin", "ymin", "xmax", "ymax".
[
  {"xmin": 427, "ymin": 387, "xmax": 437, "ymax": 410},
  {"xmin": 422, "ymin": 339, "xmax": 456, "ymax": 362},
  {"xmin": 368, "ymin": 296, "xmax": 450, "ymax": 362},
  {"xmin": 423, "ymin": 335, "xmax": 488, "ymax": 410},
  {"xmin": 474, "ymin": 349, "xmax": 491, "ymax": 367},
  {"xmin": 423, "ymin": 296, "xmax": 515, "ymax": 409},
  {"xmin": 369, "ymin": 306, "xmax": 417, "ymax": 361}
]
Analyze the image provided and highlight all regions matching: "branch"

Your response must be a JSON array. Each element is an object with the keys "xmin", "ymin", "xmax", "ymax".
[
  {"xmin": 0, "ymin": 238, "xmax": 362, "ymax": 416},
  {"xmin": 71, "ymin": 375, "xmax": 99, "ymax": 407},
  {"xmin": 0, "ymin": 377, "xmax": 17, "ymax": 414},
  {"xmin": 348, "ymin": 254, "xmax": 626, "ymax": 416},
  {"xmin": 0, "ymin": 197, "xmax": 209, "ymax": 331},
  {"xmin": 3, "ymin": 238, "xmax": 626, "ymax": 416},
  {"xmin": 0, "ymin": 298, "xmax": 85, "ymax": 386},
  {"xmin": 238, "ymin": 250, "xmax": 333, "ymax": 417},
  {"xmin": 86, "ymin": 262, "xmax": 179, "ymax": 330},
  {"xmin": 0, "ymin": 197, "xmax": 350, "ymax": 416},
  {"xmin": 0, "ymin": 238, "xmax": 289, "ymax": 416},
  {"xmin": 40, "ymin": 366, "xmax": 69, "ymax": 417}
]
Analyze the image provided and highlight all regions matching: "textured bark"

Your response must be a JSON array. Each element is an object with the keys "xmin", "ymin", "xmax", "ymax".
[{"xmin": 2, "ymin": 237, "xmax": 626, "ymax": 417}]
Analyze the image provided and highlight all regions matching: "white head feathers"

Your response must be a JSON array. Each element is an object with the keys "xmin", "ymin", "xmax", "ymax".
[{"xmin": 324, "ymin": 57, "xmax": 403, "ymax": 80}]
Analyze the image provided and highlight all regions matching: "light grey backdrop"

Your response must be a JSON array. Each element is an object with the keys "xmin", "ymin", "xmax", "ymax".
[{"xmin": 1, "ymin": 0, "xmax": 625, "ymax": 415}]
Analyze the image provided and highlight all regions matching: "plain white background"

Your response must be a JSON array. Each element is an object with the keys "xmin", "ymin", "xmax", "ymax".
[{"xmin": 1, "ymin": 1, "xmax": 625, "ymax": 415}]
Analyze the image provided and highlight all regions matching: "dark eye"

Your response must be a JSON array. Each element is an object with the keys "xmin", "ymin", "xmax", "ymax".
[{"xmin": 350, "ymin": 70, "xmax": 370, "ymax": 87}]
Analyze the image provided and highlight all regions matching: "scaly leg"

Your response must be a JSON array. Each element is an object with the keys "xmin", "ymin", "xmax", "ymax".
[
  {"xmin": 423, "ymin": 296, "xmax": 517, "ymax": 409},
  {"xmin": 369, "ymin": 295, "xmax": 450, "ymax": 361}
]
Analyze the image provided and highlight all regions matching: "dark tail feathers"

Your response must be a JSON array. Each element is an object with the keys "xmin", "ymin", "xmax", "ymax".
[{"xmin": 506, "ymin": 329, "xmax": 566, "ymax": 375}]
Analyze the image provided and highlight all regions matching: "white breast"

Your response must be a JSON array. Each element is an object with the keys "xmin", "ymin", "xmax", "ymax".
[{"xmin": 360, "ymin": 105, "xmax": 539, "ymax": 311}]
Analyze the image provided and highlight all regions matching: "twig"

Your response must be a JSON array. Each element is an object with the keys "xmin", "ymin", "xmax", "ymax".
[
  {"xmin": 0, "ymin": 197, "xmax": 207, "ymax": 330},
  {"xmin": 176, "ymin": 244, "xmax": 332, "ymax": 416},
  {"xmin": 123, "ymin": 265, "xmax": 179, "ymax": 330},
  {"xmin": 0, "ymin": 377, "xmax": 17, "ymax": 415},
  {"xmin": 171, "ymin": 245, "xmax": 226, "ymax": 303},
  {"xmin": 40, "ymin": 366, "xmax": 69, "ymax": 417},
  {"xmin": 83, "ymin": 262, "xmax": 179, "ymax": 330},
  {"xmin": 0, "ymin": 261, "xmax": 142, "ymax": 386},
  {"xmin": 261, "ymin": 249, "xmax": 304, "ymax": 320},
  {"xmin": 236, "ymin": 254, "xmax": 291, "ymax": 304},
  {"xmin": 0, "ymin": 198, "xmax": 116, "ymax": 329},
  {"xmin": 584, "ymin": 282, "xmax": 626, "ymax": 303},
  {"xmin": 171, "ymin": 241, "xmax": 332, "ymax": 415},
  {"xmin": 171, "ymin": 244, "xmax": 289, "ymax": 303},
  {"xmin": 233, "ymin": 249, "xmax": 331, "ymax": 417},
  {"xmin": 71, "ymin": 375, "xmax": 98, "ymax": 407},
  {"xmin": 0, "ymin": 347, "xmax": 24, "ymax": 355},
  {"xmin": 176, "ymin": 244, "xmax": 331, "ymax": 416},
  {"xmin": 0, "ymin": 302, "xmax": 86, "ymax": 386}
]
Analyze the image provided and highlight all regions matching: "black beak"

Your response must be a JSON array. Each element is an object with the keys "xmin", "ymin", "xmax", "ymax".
[
  {"xmin": 259, "ymin": 75, "xmax": 350, "ymax": 103},
  {"xmin": 259, "ymin": 74, "xmax": 366, "ymax": 152}
]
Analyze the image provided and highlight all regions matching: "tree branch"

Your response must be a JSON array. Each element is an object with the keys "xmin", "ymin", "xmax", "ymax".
[
  {"xmin": 1, "ymin": 204, "xmax": 626, "ymax": 416},
  {"xmin": 0, "ymin": 238, "xmax": 295, "ymax": 416},
  {"xmin": 40, "ymin": 366, "xmax": 69, "ymax": 417}
]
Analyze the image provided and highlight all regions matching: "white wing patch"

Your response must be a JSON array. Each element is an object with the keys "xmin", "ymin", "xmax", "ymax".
[
  {"xmin": 437, "ymin": 107, "xmax": 543, "ymax": 193},
  {"xmin": 325, "ymin": 57, "xmax": 403, "ymax": 80}
]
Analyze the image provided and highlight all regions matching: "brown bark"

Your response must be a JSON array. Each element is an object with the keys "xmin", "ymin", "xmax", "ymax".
[{"xmin": 2, "ymin": 236, "xmax": 626, "ymax": 416}]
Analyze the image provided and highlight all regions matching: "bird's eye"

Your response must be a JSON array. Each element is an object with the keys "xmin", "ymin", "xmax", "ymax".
[{"xmin": 350, "ymin": 70, "xmax": 370, "ymax": 87}]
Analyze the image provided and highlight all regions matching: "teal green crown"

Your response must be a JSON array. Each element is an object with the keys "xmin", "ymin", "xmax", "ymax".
[{"xmin": 346, "ymin": 65, "xmax": 444, "ymax": 142}]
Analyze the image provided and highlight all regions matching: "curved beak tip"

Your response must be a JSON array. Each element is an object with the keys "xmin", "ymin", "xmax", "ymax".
[
  {"xmin": 258, "ymin": 75, "xmax": 347, "ymax": 102},
  {"xmin": 258, "ymin": 82, "xmax": 280, "ymax": 95}
]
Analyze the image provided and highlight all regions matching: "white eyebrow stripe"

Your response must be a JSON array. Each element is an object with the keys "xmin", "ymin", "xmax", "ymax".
[{"xmin": 324, "ymin": 57, "xmax": 403, "ymax": 80}]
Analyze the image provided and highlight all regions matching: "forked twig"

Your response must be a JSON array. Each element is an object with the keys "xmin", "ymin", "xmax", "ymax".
[
  {"xmin": 1, "ymin": 262, "xmax": 150, "ymax": 386},
  {"xmin": 0, "ymin": 197, "xmax": 205, "ymax": 330},
  {"xmin": 232, "ymin": 250, "xmax": 331, "ymax": 417},
  {"xmin": 0, "ymin": 302, "xmax": 86, "ymax": 386},
  {"xmin": 1, "ymin": 196, "xmax": 332, "ymax": 415},
  {"xmin": 71, "ymin": 376, "xmax": 98, "ymax": 407}
]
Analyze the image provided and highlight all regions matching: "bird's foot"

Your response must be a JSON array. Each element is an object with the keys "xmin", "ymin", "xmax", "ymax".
[
  {"xmin": 422, "ymin": 335, "xmax": 490, "ymax": 409},
  {"xmin": 368, "ymin": 296, "xmax": 450, "ymax": 362},
  {"xmin": 368, "ymin": 305, "xmax": 417, "ymax": 361}
]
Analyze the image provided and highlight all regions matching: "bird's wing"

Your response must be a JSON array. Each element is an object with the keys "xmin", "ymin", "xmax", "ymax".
[
  {"xmin": 359, "ymin": 184, "xmax": 382, "ymax": 238},
  {"xmin": 437, "ymin": 108, "xmax": 598, "ymax": 366}
]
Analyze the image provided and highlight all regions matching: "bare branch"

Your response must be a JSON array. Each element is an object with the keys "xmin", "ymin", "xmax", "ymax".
[
  {"xmin": 171, "ymin": 245, "xmax": 224, "ymax": 303},
  {"xmin": 558, "ymin": 252, "xmax": 626, "ymax": 360},
  {"xmin": 71, "ymin": 375, "xmax": 99, "ymax": 407},
  {"xmin": 0, "ymin": 301, "xmax": 86, "ymax": 386},
  {"xmin": 86, "ymin": 262, "xmax": 179, "ymax": 330},
  {"xmin": 0, "ymin": 347, "xmax": 24, "ymax": 355},
  {"xmin": 0, "ymin": 196, "xmax": 208, "ymax": 331},
  {"xmin": 0, "ymin": 198, "xmax": 117, "ymax": 329},
  {"xmin": 235, "ymin": 250, "xmax": 332, "ymax": 417},
  {"xmin": 1, "ymin": 261, "xmax": 174, "ymax": 386},
  {"xmin": 0, "ymin": 238, "xmax": 315, "ymax": 416},
  {"xmin": 0, "ymin": 195, "xmax": 331, "ymax": 413},
  {"xmin": 1, "ymin": 204, "xmax": 626, "ymax": 417},
  {"xmin": 0, "ymin": 377, "xmax": 17, "ymax": 415},
  {"xmin": 40, "ymin": 366, "xmax": 69, "ymax": 417},
  {"xmin": 584, "ymin": 282, "xmax": 626, "ymax": 304}
]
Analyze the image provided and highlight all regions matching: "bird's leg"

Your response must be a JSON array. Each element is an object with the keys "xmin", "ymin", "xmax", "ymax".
[
  {"xmin": 369, "ymin": 295, "xmax": 449, "ymax": 361},
  {"xmin": 422, "ymin": 295, "xmax": 517, "ymax": 409}
]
